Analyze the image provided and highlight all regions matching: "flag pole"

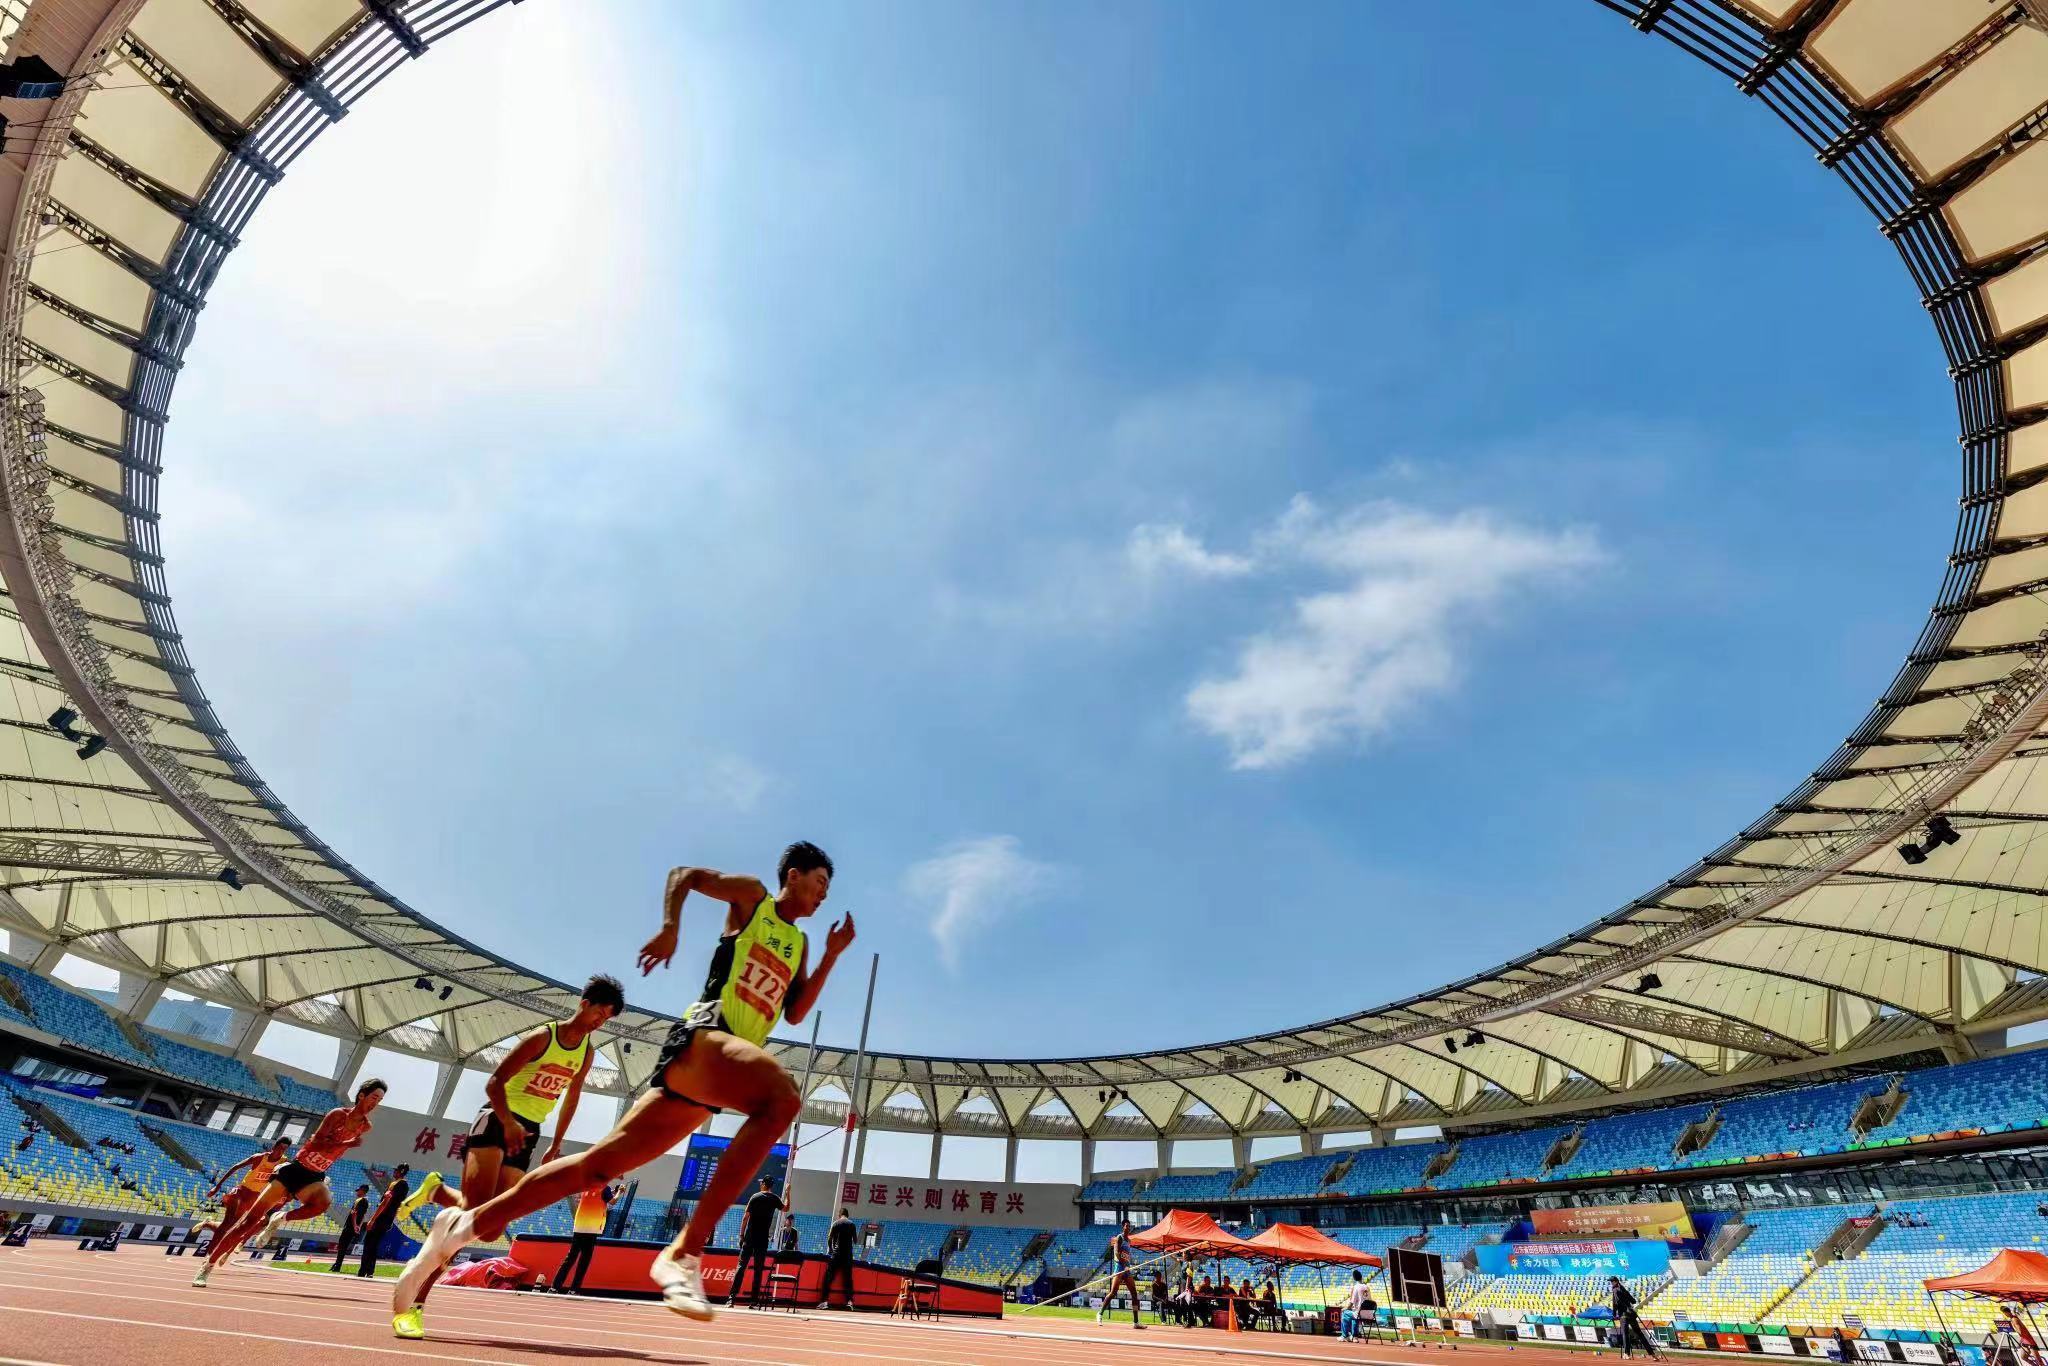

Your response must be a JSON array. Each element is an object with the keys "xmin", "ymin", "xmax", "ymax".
[
  {"xmin": 776, "ymin": 1009, "xmax": 823, "ymax": 1240},
  {"xmin": 831, "ymin": 954, "xmax": 879, "ymax": 1212}
]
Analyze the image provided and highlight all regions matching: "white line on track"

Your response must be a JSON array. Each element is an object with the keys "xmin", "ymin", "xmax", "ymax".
[
  {"xmin": 0, "ymin": 1305, "xmax": 535, "ymax": 1366},
  {"xmin": 4, "ymin": 1250, "xmax": 1450, "ymax": 1366},
  {"xmin": 0, "ymin": 1269, "xmax": 957, "ymax": 1366}
]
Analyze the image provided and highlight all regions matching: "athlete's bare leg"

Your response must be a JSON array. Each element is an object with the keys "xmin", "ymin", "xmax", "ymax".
[
  {"xmin": 204, "ymin": 1182, "xmax": 286, "ymax": 1269},
  {"xmin": 406, "ymin": 1140, "xmax": 516, "ymax": 1306},
  {"xmin": 661, "ymin": 1033, "xmax": 801, "ymax": 1262},
  {"xmin": 469, "ymin": 1090, "xmax": 710, "ymax": 1242}
]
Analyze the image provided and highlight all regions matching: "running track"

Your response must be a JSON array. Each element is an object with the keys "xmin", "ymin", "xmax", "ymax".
[{"xmin": 0, "ymin": 1241, "xmax": 1607, "ymax": 1365}]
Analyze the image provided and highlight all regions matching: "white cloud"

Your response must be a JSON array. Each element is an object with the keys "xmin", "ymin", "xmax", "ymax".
[
  {"xmin": 1186, "ymin": 499, "xmax": 1602, "ymax": 770},
  {"xmin": 702, "ymin": 755, "xmax": 773, "ymax": 813},
  {"xmin": 1127, "ymin": 524, "xmax": 1253, "ymax": 581},
  {"xmin": 905, "ymin": 835, "xmax": 1057, "ymax": 969}
]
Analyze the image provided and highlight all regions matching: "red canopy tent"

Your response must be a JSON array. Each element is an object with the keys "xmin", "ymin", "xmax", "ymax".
[
  {"xmin": 1926, "ymin": 1249, "xmax": 2048, "ymax": 1304},
  {"xmin": 1128, "ymin": 1209, "xmax": 1255, "ymax": 1257},
  {"xmin": 1243, "ymin": 1223, "xmax": 1382, "ymax": 1267}
]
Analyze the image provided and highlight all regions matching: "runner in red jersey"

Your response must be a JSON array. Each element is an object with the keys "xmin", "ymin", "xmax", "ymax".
[{"xmin": 191, "ymin": 1079, "xmax": 385, "ymax": 1287}]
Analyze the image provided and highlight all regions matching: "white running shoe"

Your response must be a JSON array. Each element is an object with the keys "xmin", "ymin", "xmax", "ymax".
[
  {"xmin": 191, "ymin": 1263, "xmax": 211, "ymax": 1288},
  {"xmin": 393, "ymin": 1207, "xmax": 476, "ymax": 1314},
  {"xmin": 259, "ymin": 1205, "xmax": 291, "ymax": 1247},
  {"xmin": 650, "ymin": 1252, "xmax": 715, "ymax": 1321}
]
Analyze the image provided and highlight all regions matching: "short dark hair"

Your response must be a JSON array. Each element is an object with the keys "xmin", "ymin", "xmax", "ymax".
[
  {"xmin": 582, "ymin": 973, "xmax": 625, "ymax": 1012},
  {"xmin": 778, "ymin": 841, "xmax": 833, "ymax": 885},
  {"xmin": 839, "ymin": 1207, "xmax": 849, "ymax": 1218},
  {"xmin": 759, "ymin": 1177, "xmax": 773, "ymax": 1189},
  {"xmin": 394, "ymin": 1163, "xmax": 410, "ymax": 1176},
  {"xmin": 356, "ymin": 1078, "xmax": 387, "ymax": 1099}
]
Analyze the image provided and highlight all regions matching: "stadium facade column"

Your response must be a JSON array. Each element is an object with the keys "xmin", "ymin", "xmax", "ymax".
[
  {"xmin": 427, "ymin": 1061, "xmax": 460, "ymax": 1120},
  {"xmin": 928, "ymin": 1132, "xmax": 942, "ymax": 1180},
  {"xmin": 1004, "ymin": 1136, "xmax": 1018, "ymax": 1183},
  {"xmin": 26, "ymin": 936, "xmax": 64, "ymax": 974},
  {"xmin": 1302, "ymin": 1132, "xmax": 1323, "ymax": 1156},
  {"xmin": 1155, "ymin": 1136, "xmax": 1168, "ymax": 1176},
  {"xmin": 1080, "ymin": 1136, "xmax": 1096, "ymax": 1184},
  {"xmin": 332, "ymin": 1035, "xmax": 372, "ymax": 1090},
  {"xmin": 1231, "ymin": 1136, "xmax": 1248, "ymax": 1170},
  {"xmin": 117, "ymin": 972, "xmax": 164, "ymax": 1023},
  {"xmin": 226, "ymin": 1007, "xmax": 267, "ymax": 1060}
]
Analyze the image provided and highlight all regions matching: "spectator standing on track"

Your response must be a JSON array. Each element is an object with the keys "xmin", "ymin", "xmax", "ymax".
[
  {"xmin": 331, "ymin": 1184, "xmax": 370, "ymax": 1272},
  {"xmin": 356, "ymin": 1165, "xmax": 410, "ymax": 1279},
  {"xmin": 822, "ymin": 1207, "xmax": 858, "ymax": 1310},
  {"xmin": 729, "ymin": 1177, "xmax": 785, "ymax": 1307},
  {"xmin": 1610, "ymin": 1276, "xmax": 1660, "ymax": 1360},
  {"xmin": 553, "ymin": 1182, "xmax": 617, "ymax": 1295}
]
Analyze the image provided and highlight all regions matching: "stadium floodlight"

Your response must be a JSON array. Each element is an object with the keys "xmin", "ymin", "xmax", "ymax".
[
  {"xmin": 1463, "ymin": 1031, "xmax": 1484, "ymax": 1048},
  {"xmin": 1898, "ymin": 841, "xmax": 1927, "ymax": 865},
  {"xmin": 0, "ymin": 56, "xmax": 66, "ymax": 100},
  {"xmin": 75, "ymin": 734, "xmax": 106, "ymax": 760},
  {"xmin": 1636, "ymin": 973, "xmax": 1662, "ymax": 994},
  {"xmin": 1925, "ymin": 815, "xmax": 1960, "ymax": 849},
  {"xmin": 46, "ymin": 706, "xmax": 80, "ymax": 741},
  {"xmin": 438, "ymin": 985, "xmax": 453, "ymax": 1001},
  {"xmin": 216, "ymin": 866, "xmax": 242, "ymax": 891}
]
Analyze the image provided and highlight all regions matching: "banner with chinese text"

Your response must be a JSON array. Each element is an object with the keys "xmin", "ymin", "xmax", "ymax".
[
  {"xmin": 1474, "ymin": 1238, "xmax": 1672, "ymax": 1278},
  {"xmin": 790, "ymin": 1169, "xmax": 1077, "ymax": 1228},
  {"xmin": 1529, "ymin": 1203, "xmax": 1696, "ymax": 1241}
]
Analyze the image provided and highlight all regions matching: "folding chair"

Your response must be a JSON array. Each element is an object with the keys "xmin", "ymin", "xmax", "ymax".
[
  {"xmin": 766, "ymin": 1251, "xmax": 805, "ymax": 1312},
  {"xmin": 903, "ymin": 1258, "xmax": 944, "ymax": 1320}
]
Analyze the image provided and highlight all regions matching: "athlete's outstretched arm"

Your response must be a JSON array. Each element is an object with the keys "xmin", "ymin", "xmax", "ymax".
[
  {"xmin": 207, "ymin": 1152, "xmax": 258, "ymax": 1197},
  {"xmin": 637, "ymin": 866, "xmax": 769, "ymax": 975},
  {"xmin": 784, "ymin": 915, "xmax": 856, "ymax": 1025}
]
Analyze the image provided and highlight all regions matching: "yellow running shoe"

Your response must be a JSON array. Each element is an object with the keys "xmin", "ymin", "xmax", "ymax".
[
  {"xmin": 397, "ymin": 1170, "xmax": 443, "ymax": 1223},
  {"xmin": 392, "ymin": 1307, "xmax": 425, "ymax": 1340}
]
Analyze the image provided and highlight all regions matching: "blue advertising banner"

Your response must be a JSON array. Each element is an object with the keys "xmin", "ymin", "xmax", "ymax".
[{"xmin": 1475, "ymin": 1239, "xmax": 1672, "ymax": 1278}]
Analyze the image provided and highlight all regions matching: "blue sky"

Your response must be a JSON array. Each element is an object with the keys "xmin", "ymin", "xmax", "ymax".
[{"xmin": 154, "ymin": 0, "xmax": 1953, "ymax": 1102}]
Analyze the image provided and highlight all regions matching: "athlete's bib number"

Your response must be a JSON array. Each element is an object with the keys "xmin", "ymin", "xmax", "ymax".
[
  {"xmin": 522, "ymin": 1065, "xmax": 574, "ymax": 1101},
  {"xmin": 734, "ymin": 943, "xmax": 795, "ymax": 1021}
]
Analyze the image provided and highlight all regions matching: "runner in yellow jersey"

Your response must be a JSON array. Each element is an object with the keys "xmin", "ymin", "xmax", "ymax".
[
  {"xmin": 193, "ymin": 1135, "xmax": 289, "ymax": 1245},
  {"xmin": 395, "ymin": 841, "xmax": 854, "ymax": 1332},
  {"xmin": 400, "ymin": 973, "xmax": 626, "ymax": 1223}
]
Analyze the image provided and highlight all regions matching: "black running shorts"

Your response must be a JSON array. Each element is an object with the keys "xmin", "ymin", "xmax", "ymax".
[
  {"xmin": 270, "ymin": 1161, "xmax": 327, "ymax": 1199},
  {"xmin": 646, "ymin": 1002, "xmax": 725, "ymax": 1113},
  {"xmin": 467, "ymin": 1107, "xmax": 541, "ymax": 1171}
]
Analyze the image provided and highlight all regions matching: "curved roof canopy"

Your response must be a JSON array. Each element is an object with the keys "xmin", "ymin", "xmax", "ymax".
[{"xmin": 0, "ymin": 0, "xmax": 2044, "ymax": 1144}]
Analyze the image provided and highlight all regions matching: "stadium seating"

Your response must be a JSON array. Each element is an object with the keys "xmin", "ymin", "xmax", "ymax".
[
  {"xmin": 1443, "ymin": 1128, "xmax": 1559, "ymax": 1189},
  {"xmin": 1549, "ymin": 1104, "xmax": 1708, "ymax": 1181},
  {"xmin": 1143, "ymin": 1168, "xmax": 1237, "ymax": 1203},
  {"xmin": 1763, "ymin": 1191, "xmax": 2048, "ymax": 1336},
  {"xmin": 1329, "ymin": 1140, "xmax": 1442, "ymax": 1195},
  {"xmin": 949, "ymin": 1224, "xmax": 1038, "ymax": 1284},
  {"xmin": 1080, "ymin": 1176, "xmax": 1141, "ymax": 1202},
  {"xmin": 0, "ymin": 962, "xmax": 159, "ymax": 1073},
  {"xmin": 1645, "ymin": 1205, "xmax": 1847, "ymax": 1325},
  {"xmin": 276, "ymin": 1075, "xmax": 343, "ymax": 1113},
  {"xmin": 1859, "ymin": 1051, "xmax": 2048, "ymax": 1144},
  {"xmin": 1458, "ymin": 1270, "xmax": 1668, "ymax": 1320},
  {"xmin": 139, "ymin": 1030, "xmax": 276, "ymax": 1107},
  {"xmin": 1239, "ymin": 1149, "xmax": 1342, "ymax": 1199}
]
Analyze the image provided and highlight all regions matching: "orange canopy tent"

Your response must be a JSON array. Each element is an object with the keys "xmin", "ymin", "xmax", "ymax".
[
  {"xmin": 1128, "ymin": 1210, "xmax": 1255, "ymax": 1257},
  {"xmin": 1926, "ymin": 1249, "xmax": 2048, "ymax": 1305},
  {"xmin": 1243, "ymin": 1223, "xmax": 1383, "ymax": 1268}
]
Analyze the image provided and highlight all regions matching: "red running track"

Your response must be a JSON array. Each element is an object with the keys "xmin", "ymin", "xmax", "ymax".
[{"xmin": 0, "ymin": 1240, "xmax": 1610, "ymax": 1366}]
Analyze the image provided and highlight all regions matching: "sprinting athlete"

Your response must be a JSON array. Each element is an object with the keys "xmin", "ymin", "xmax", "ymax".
[
  {"xmin": 192, "ymin": 1078, "xmax": 385, "ymax": 1287},
  {"xmin": 394, "ymin": 842, "xmax": 852, "ymax": 1337},
  {"xmin": 1097, "ymin": 1220, "xmax": 1145, "ymax": 1329},
  {"xmin": 192, "ymin": 1135, "xmax": 289, "ymax": 1243},
  {"xmin": 402, "ymin": 974, "xmax": 626, "ymax": 1221}
]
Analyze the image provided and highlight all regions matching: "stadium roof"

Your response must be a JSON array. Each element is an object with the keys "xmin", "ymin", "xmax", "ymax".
[{"xmin": 0, "ymin": 0, "xmax": 2046, "ymax": 1144}]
